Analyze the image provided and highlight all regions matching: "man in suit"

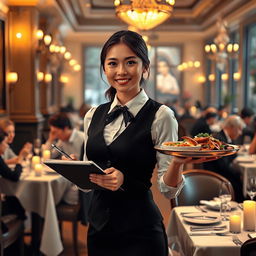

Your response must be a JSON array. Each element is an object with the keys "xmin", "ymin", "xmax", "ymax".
[{"xmin": 203, "ymin": 115, "xmax": 245, "ymax": 202}]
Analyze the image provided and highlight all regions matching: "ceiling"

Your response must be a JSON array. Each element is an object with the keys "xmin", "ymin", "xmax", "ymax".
[{"xmin": 49, "ymin": 0, "xmax": 253, "ymax": 33}]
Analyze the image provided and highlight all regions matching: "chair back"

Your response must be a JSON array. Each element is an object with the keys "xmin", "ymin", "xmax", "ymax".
[
  {"xmin": 170, "ymin": 169, "xmax": 235, "ymax": 208},
  {"xmin": 241, "ymin": 237, "xmax": 256, "ymax": 256}
]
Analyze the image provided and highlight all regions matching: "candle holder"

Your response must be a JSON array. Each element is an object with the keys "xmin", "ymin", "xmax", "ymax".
[{"xmin": 229, "ymin": 212, "xmax": 241, "ymax": 233}]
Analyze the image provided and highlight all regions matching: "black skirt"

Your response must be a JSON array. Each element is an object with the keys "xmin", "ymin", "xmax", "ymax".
[{"xmin": 87, "ymin": 221, "xmax": 168, "ymax": 256}]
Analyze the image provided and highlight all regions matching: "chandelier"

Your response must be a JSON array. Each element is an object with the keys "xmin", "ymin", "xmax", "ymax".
[
  {"xmin": 114, "ymin": 0, "xmax": 175, "ymax": 31},
  {"xmin": 204, "ymin": 19, "xmax": 239, "ymax": 71}
]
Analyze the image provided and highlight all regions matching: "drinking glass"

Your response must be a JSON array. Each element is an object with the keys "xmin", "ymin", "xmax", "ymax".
[
  {"xmin": 219, "ymin": 181, "xmax": 232, "ymax": 220},
  {"xmin": 34, "ymin": 138, "xmax": 42, "ymax": 156},
  {"xmin": 246, "ymin": 176, "xmax": 256, "ymax": 200}
]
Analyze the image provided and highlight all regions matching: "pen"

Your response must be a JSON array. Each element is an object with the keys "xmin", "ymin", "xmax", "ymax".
[{"xmin": 51, "ymin": 144, "xmax": 74, "ymax": 160}]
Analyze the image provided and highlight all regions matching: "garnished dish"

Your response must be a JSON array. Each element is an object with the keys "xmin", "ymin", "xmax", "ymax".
[{"xmin": 156, "ymin": 133, "xmax": 239, "ymax": 158}]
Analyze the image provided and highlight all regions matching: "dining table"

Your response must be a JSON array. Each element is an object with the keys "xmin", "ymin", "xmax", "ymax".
[
  {"xmin": 233, "ymin": 152, "xmax": 256, "ymax": 197},
  {"xmin": 0, "ymin": 165, "xmax": 71, "ymax": 256},
  {"xmin": 166, "ymin": 205, "xmax": 251, "ymax": 256}
]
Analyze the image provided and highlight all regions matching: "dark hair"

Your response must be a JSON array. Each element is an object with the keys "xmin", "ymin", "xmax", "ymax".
[
  {"xmin": 205, "ymin": 112, "xmax": 217, "ymax": 120},
  {"xmin": 0, "ymin": 128, "xmax": 7, "ymax": 143},
  {"xmin": 48, "ymin": 112, "xmax": 72, "ymax": 130},
  {"xmin": 241, "ymin": 107, "xmax": 254, "ymax": 118},
  {"xmin": 100, "ymin": 30, "xmax": 150, "ymax": 101}
]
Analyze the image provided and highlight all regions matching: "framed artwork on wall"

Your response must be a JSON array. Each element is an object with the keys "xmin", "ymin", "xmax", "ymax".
[{"xmin": 0, "ymin": 19, "xmax": 6, "ymax": 114}]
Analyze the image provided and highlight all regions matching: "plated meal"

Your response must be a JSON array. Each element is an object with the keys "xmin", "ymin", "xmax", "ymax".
[{"xmin": 155, "ymin": 133, "xmax": 240, "ymax": 158}]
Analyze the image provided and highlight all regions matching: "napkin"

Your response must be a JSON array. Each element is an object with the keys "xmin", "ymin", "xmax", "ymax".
[{"xmin": 200, "ymin": 200, "xmax": 220, "ymax": 208}]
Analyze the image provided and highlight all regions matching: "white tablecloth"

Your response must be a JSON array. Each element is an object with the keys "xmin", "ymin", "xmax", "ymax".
[
  {"xmin": 234, "ymin": 155, "xmax": 256, "ymax": 197},
  {"xmin": 166, "ymin": 206, "xmax": 250, "ymax": 256},
  {"xmin": 0, "ymin": 172, "xmax": 71, "ymax": 256}
]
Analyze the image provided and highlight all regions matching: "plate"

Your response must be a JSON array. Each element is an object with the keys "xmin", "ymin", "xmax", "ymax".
[
  {"xmin": 200, "ymin": 200, "xmax": 238, "ymax": 211},
  {"xmin": 155, "ymin": 145, "xmax": 239, "ymax": 158},
  {"xmin": 160, "ymin": 145, "xmax": 201, "ymax": 151},
  {"xmin": 182, "ymin": 213, "xmax": 221, "ymax": 225}
]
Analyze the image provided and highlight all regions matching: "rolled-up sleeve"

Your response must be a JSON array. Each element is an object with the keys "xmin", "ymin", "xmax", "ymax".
[{"xmin": 152, "ymin": 105, "xmax": 185, "ymax": 199}]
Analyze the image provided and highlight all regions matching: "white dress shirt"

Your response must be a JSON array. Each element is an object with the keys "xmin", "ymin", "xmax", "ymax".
[{"xmin": 84, "ymin": 89, "xmax": 184, "ymax": 199}]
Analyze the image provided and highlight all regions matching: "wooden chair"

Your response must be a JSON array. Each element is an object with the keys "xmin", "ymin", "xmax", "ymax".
[
  {"xmin": 0, "ymin": 197, "xmax": 25, "ymax": 256},
  {"xmin": 241, "ymin": 237, "xmax": 256, "ymax": 256},
  {"xmin": 56, "ymin": 190, "xmax": 92, "ymax": 256},
  {"xmin": 170, "ymin": 169, "xmax": 235, "ymax": 208},
  {"xmin": 56, "ymin": 202, "xmax": 81, "ymax": 256}
]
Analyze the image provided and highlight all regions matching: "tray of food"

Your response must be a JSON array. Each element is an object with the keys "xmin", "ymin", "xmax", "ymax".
[{"xmin": 155, "ymin": 133, "xmax": 239, "ymax": 158}]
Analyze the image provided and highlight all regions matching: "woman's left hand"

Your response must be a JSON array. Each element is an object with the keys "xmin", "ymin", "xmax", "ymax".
[{"xmin": 89, "ymin": 167, "xmax": 124, "ymax": 191}]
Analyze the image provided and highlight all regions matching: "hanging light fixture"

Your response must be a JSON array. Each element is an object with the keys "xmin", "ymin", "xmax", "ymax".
[
  {"xmin": 204, "ymin": 19, "xmax": 239, "ymax": 71},
  {"xmin": 114, "ymin": 0, "xmax": 175, "ymax": 31}
]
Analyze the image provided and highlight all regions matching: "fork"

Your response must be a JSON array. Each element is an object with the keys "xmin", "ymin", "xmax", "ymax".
[
  {"xmin": 232, "ymin": 235, "xmax": 243, "ymax": 246},
  {"xmin": 195, "ymin": 205, "xmax": 208, "ymax": 213}
]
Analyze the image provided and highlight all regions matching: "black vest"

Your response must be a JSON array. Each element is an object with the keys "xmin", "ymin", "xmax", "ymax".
[{"xmin": 86, "ymin": 99, "xmax": 163, "ymax": 232}]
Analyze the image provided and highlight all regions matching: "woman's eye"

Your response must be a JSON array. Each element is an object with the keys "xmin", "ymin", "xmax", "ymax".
[
  {"xmin": 127, "ymin": 60, "xmax": 136, "ymax": 65},
  {"xmin": 107, "ymin": 61, "xmax": 117, "ymax": 67}
]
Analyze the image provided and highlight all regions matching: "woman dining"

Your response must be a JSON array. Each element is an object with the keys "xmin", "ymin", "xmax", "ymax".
[
  {"xmin": 0, "ymin": 128, "xmax": 26, "ymax": 220},
  {"xmin": 0, "ymin": 119, "xmax": 32, "ymax": 165}
]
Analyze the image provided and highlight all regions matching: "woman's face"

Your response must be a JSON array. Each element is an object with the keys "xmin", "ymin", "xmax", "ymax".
[
  {"xmin": 4, "ymin": 125, "xmax": 15, "ymax": 144},
  {"xmin": 0, "ymin": 137, "xmax": 8, "ymax": 155},
  {"xmin": 104, "ymin": 43, "xmax": 145, "ymax": 100}
]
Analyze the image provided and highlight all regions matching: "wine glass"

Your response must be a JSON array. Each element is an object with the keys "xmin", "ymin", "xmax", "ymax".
[
  {"xmin": 219, "ymin": 181, "xmax": 233, "ymax": 221},
  {"xmin": 34, "ymin": 138, "xmax": 42, "ymax": 156},
  {"xmin": 246, "ymin": 176, "xmax": 256, "ymax": 200}
]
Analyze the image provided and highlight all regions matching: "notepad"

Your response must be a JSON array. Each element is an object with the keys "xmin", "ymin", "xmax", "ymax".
[{"xmin": 43, "ymin": 160, "xmax": 105, "ymax": 190}]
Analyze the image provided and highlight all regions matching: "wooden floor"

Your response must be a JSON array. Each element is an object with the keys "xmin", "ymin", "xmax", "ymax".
[{"xmin": 26, "ymin": 170, "xmax": 172, "ymax": 256}]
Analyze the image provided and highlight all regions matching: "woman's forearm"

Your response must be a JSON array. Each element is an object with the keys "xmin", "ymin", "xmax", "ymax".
[{"xmin": 163, "ymin": 161, "xmax": 183, "ymax": 187}]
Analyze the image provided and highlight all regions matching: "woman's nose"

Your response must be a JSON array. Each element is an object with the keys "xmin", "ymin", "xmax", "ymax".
[{"xmin": 117, "ymin": 64, "xmax": 127, "ymax": 75}]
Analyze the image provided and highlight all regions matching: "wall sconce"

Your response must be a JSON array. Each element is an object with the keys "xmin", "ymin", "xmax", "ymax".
[
  {"xmin": 16, "ymin": 32, "xmax": 22, "ymax": 39},
  {"xmin": 233, "ymin": 72, "xmax": 241, "ymax": 81},
  {"xmin": 60, "ymin": 75, "xmax": 69, "ymax": 83},
  {"xmin": 221, "ymin": 73, "xmax": 229, "ymax": 81},
  {"xmin": 197, "ymin": 75, "xmax": 206, "ymax": 83},
  {"xmin": 36, "ymin": 30, "xmax": 44, "ymax": 40},
  {"xmin": 7, "ymin": 72, "xmax": 18, "ymax": 83},
  {"xmin": 73, "ymin": 64, "xmax": 81, "ymax": 72},
  {"xmin": 37, "ymin": 72, "xmax": 44, "ymax": 82},
  {"xmin": 44, "ymin": 73, "xmax": 52, "ymax": 82},
  {"xmin": 43, "ymin": 35, "xmax": 52, "ymax": 46},
  {"xmin": 208, "ymin": 74, "xmax": 215, "ymax": 81}
]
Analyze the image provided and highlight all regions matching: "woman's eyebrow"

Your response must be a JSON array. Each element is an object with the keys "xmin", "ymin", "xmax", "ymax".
[{"xmin": 106, "ymin": 56, "xmax": 137, "ymax": 61}]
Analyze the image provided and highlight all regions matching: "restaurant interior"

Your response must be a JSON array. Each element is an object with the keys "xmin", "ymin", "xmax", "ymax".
[{"xmin": 1, "ymin": 0, "xmax": 256, "ymax": 255}]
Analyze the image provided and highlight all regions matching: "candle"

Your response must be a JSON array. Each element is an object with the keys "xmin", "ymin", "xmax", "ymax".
[
  {"xmin": 34, "ymin": 163, "xmax": 43, "ymax": 176},
  {"xmin": 42, "ymin": 150, "xmax": 51, "ymax": 160},
  {"xmin": 32, "ymin": 156, "xmax": 41, "ymax": 168},
  {"xmin": 229, "ymin": 212, "xmax": 241, "ymax": 233},
  {"xmin": 243, "ymin": 200, "xmax": 256, "ymax": 231}
]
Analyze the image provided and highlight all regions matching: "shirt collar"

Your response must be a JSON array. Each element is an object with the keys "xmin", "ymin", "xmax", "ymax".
[
  {"xmin": 68, "ymin": 129, "xmax": 77, "ymax": 143},
  {"xmin": 223, "ymin": 129, "xmax": 232, "ymax": 143},
  {"xmin": 109, "ymin": 89, "xmax": 149, "ymax": 117}
]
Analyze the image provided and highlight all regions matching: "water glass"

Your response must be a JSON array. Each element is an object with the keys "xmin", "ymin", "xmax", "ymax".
[
  {"xmin": 219, "ymin": 181, "xmax": 232, "ymax": 220},
  {"xmin": 247, "ymin": 175, "xmax": 256, "ymax": 200}
]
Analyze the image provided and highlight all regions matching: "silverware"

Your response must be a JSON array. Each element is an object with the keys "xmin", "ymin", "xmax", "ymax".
[
  {"xmin": 180, "ymin": 212, "xmax": 199, "ymax": 216},
  {"xmin": 195, "ymin": 205, "xmax": 208, "ymax": 213},
  {"xmin": 232, "ymin": 235, "xmax": 243, "ymax": 246},
  {"xmin": 190, "ymin": 225, "xmax": 227, "ymax": 231},
  {"xmin": 183, "ymin": 215, "xmax": 217, "ymax": 220},
  {"xmin": 189, "ymin": 231, "xmax": 230, "ymax": 236}
]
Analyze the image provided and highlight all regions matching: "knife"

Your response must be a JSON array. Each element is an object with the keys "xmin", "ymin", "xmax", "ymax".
[{"xmin": 183, "ymin": 215, "xmax": 217, "ymax": 220}]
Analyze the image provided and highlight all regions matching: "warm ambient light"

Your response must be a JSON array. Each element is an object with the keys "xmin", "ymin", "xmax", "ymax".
[
  {"xmin": 44, "ymin": 35, "xmax": 52, "ymax": 46},
  {"xmin": 114, "ymin": 0, "xmax": 175, "ymax": 31},
  {"xmin": 7, "ymin": 72, "xmax": 18, "ymax": 83},
  {"xmin": 73, "ymin": 64, "xmax": 81, "ymax": 71},
  {"xmin": 44, "ymin": 73, "xmax": 52, "ymax": 82},
  {"xmin": 69, "ymin": 59, "xmax": 76, "ymax": 66},
  {"xmin": 64, "ymin": 52, "xmax": 72, "ymax": 60},
  {"xmin": 16, "ymin": 32, "xmax": 22, "ymax": 39},
  {"xmin": 36, "ymin": 30, "xmax": 44, "ymax": 40},
  {"xmin": 60, "ymin": 76, "xmax": 69, "ymax": 83},
  {"xmin": 233, "ymin": 72, "xmax": 241, "ymax": 81},
  {"xmin": 37, "ymin": 72, "xmax": 44, "ymax": 82}
]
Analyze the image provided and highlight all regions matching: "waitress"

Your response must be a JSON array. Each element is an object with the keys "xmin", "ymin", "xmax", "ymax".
[{"xmin": 83, "ymin": 30, "xmax": 211, "ymax": 256}]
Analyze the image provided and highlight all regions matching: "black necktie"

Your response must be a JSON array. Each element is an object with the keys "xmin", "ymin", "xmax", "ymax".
[{"xmin": 105, "ymin": 106, "xmax": 134, "ymax": 127}]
